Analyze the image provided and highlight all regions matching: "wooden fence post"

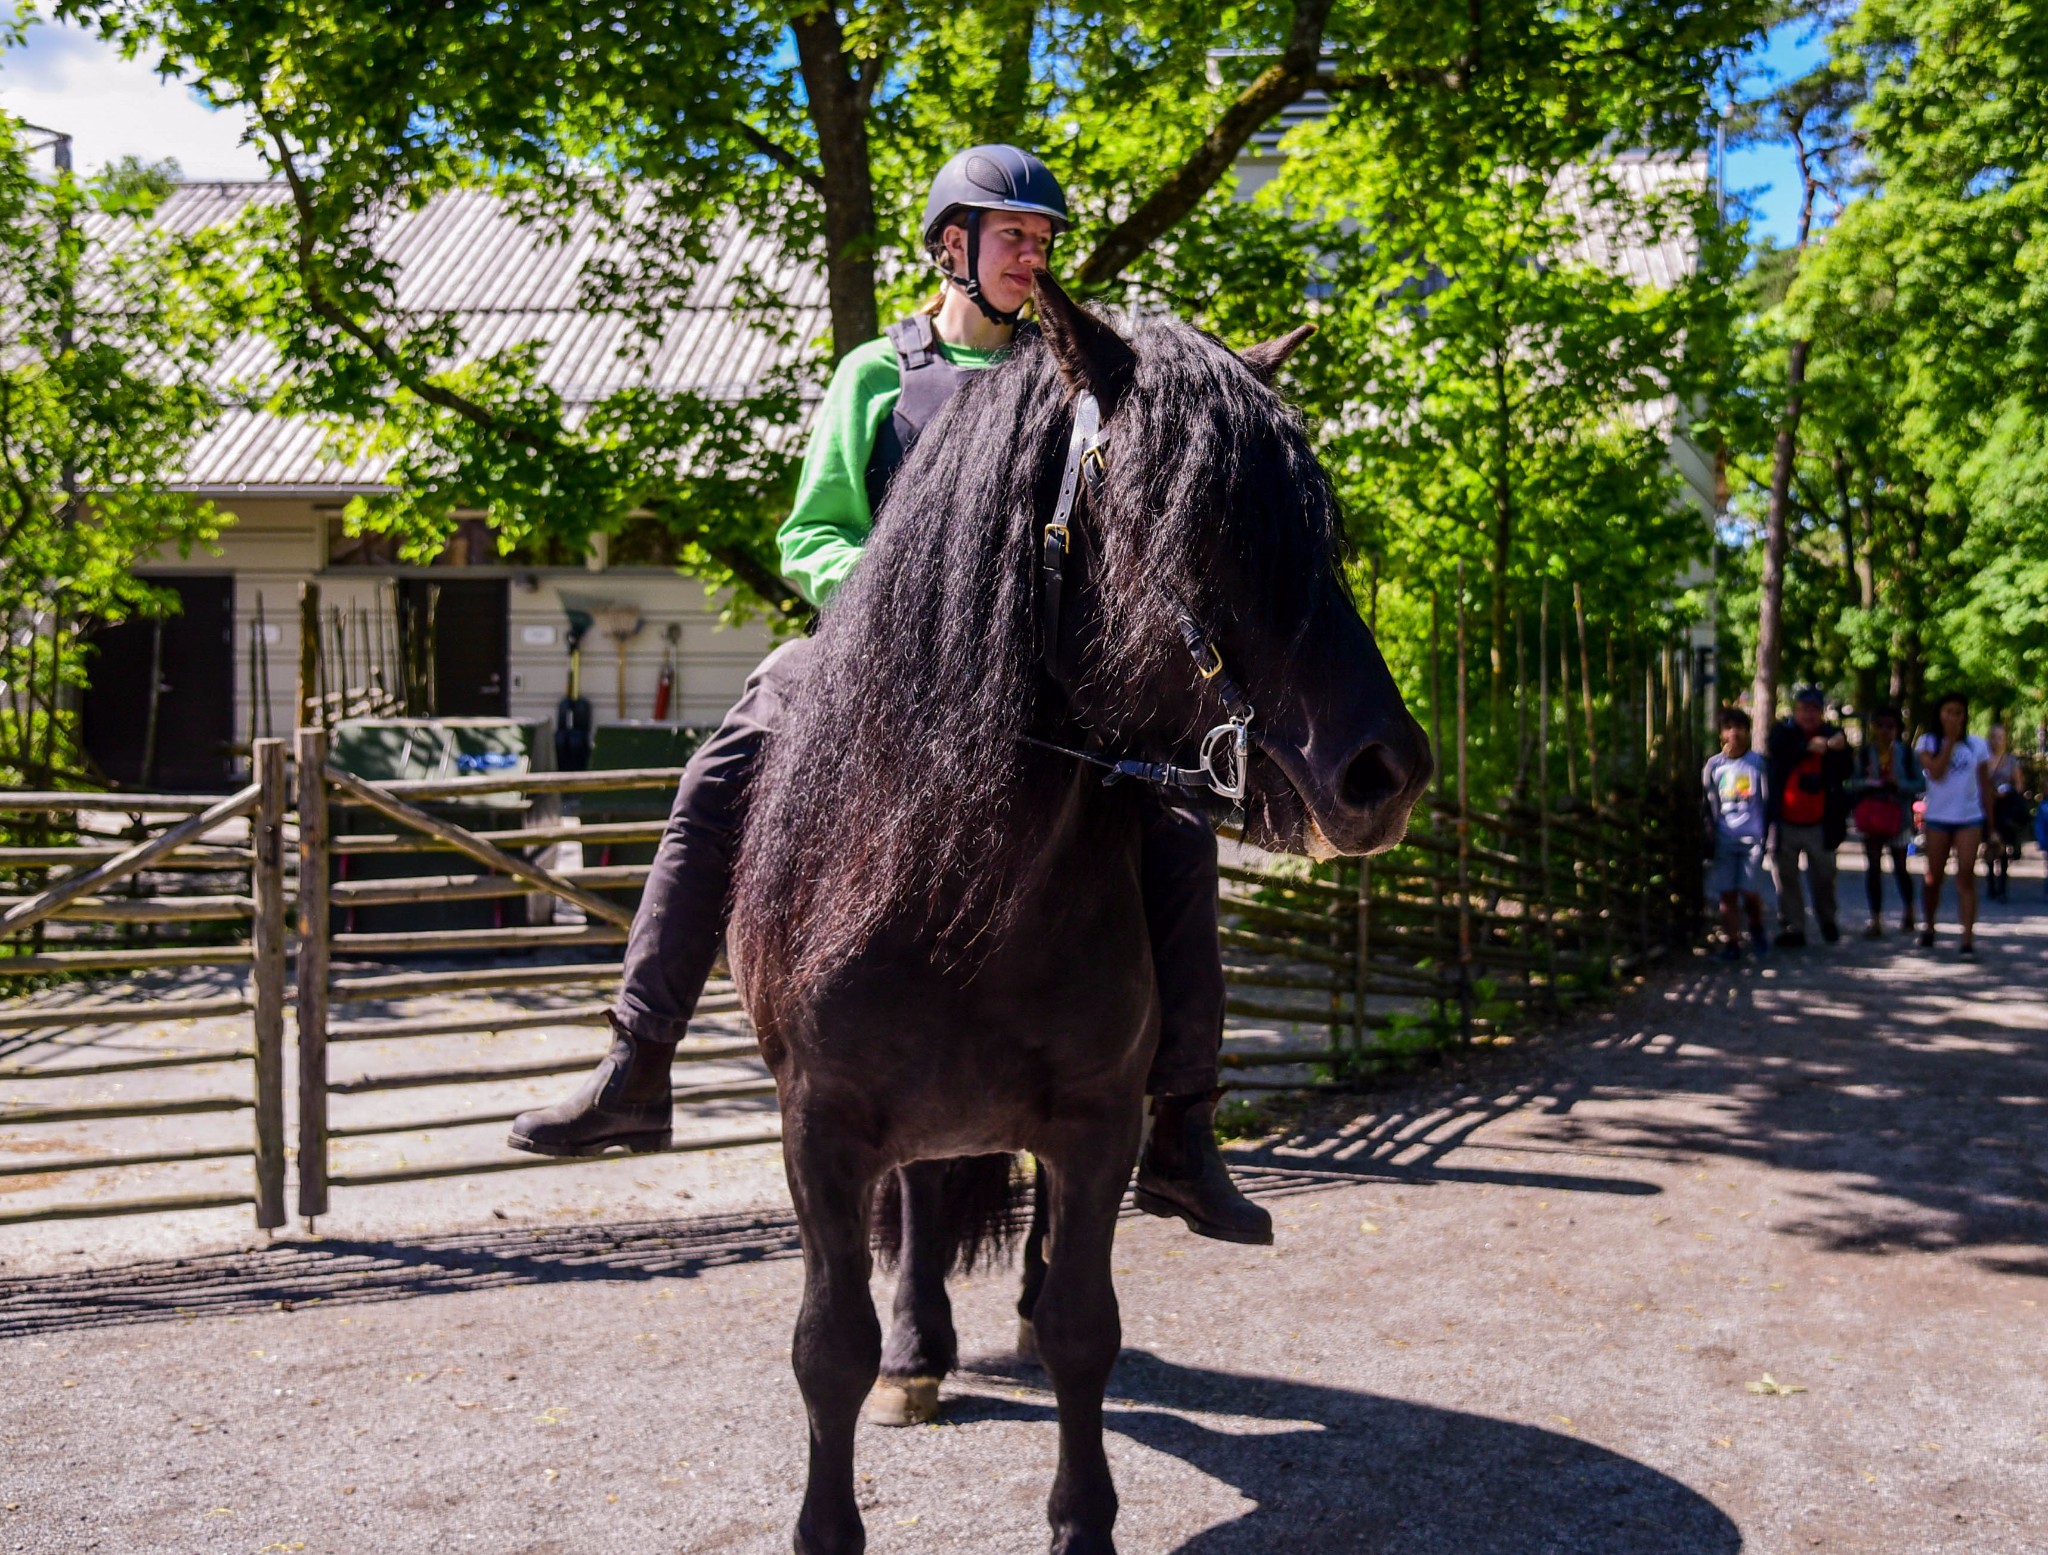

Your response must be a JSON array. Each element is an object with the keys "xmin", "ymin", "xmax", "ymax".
[
  {"xmin": 1574, "ymin": 582, "xmax": 1598, "ymax": 801},
  {"xmin": 297, "ymin": 582, "xmax": 321, "ymax": 733},
  {"xmin": 251, "ymin": 738, "xmax": 288, "ymax": 1231},
  {"xmin": 1454, "ymin": 562, "xmax": 1473, "ymax": 1040},
  {"xmin": 1428, "ymin": 588, "xmax": 1449, "ymax": 1033},
  {"xmin": 295, "ymin": 727, "xmax": 331, "ymax": 1227},
  {"xmin": 1538, "ymin": 580, "xmax": 1555, "ymax": 1006}
]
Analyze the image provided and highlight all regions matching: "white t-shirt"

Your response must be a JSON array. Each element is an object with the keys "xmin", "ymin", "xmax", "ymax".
[{"xmin": 1917, "ymin": 733, "xmax": 1990, "ymax": 825}]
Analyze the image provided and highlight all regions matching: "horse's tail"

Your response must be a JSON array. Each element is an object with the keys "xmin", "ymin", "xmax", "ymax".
[{"xmin": 871, "ymin": 1154, "xmax": 1029, "ymax": 1276}]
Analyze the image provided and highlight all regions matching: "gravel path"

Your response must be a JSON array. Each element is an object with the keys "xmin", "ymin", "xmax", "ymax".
[{"xmin": 2, "ymin": 859, "xmax": 2044, "ymax": 1554}]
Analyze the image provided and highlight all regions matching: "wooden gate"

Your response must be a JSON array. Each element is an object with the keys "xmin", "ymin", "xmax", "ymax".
[
  {"xmin": 290, "ymin": 731, "xmax": 775, "ymax": 1228},
  {"xmin": 0, "ymin": 742, "xmax": 289, "ymax": 1228}
]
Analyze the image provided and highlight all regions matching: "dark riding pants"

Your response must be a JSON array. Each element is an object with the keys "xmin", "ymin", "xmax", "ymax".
[{"xmin": 611, "ymin": 638, "xmax": 1226, "ymax": 1097}]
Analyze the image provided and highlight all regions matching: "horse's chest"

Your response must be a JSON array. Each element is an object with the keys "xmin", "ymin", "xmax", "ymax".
[{"xmin": 772, "ymin": 840, "xmax": 1157, "ymax": 1102}]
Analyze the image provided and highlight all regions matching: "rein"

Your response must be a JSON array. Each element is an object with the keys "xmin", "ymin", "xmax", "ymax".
[{"xmin": 1024, "ymin": 391, "xmax": 1257, "ymax": 803}]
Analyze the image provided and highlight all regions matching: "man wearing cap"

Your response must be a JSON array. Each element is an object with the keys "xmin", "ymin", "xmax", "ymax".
[
  {"xmin": 507, "ymin": 146, "xmax": 1271, "ymax": 1246},
  {"xmin": 1765, "ymin": 687, "xmax": 1853, "ymax": 946}
]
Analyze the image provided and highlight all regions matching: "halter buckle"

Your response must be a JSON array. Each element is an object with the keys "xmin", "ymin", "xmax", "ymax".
[{"xmin": 1194, "ymin": 642, "xmax": 1225, "ymax": 680}]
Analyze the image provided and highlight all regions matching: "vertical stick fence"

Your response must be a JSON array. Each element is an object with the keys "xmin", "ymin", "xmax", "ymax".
[{"xmin": 2, "ymin": 586, "xmax": 1711, "ymax": 1226}]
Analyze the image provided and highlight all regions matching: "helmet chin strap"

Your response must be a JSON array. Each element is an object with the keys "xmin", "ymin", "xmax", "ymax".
[{"xmin": 945, "ymin": 210, "xmax": 1024, "ymax": 328}]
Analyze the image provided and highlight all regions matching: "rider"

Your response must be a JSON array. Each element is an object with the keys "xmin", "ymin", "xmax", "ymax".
[{"xmin": 510, "ymin": 146, "xmax": 1271, "ymax": 1245}]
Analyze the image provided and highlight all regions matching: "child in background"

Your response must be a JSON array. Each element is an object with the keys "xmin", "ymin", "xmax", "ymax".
[{"xmin": 1705, "ymin": 707, "xmax": 1771, "ymax": 961}]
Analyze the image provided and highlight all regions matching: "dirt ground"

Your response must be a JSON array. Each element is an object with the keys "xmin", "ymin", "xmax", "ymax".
[{"xmin": 2, "ymin": 855, "xmax": 2044, "ymax": 1554}]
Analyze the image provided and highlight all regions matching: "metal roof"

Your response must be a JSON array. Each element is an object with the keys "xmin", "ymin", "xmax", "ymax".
[
  {"xmin": 106, "ymin": 161, "xmax": 1699, "ymax": 495},
  {"xmin": 99, "ymin": 183, "xmax": 830, "ymax": 493}
]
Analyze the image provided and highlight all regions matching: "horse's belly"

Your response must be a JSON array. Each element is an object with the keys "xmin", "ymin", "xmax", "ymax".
[{"xmin": 750, "ymin": 879, "xmax": 1156, "ymax": 1158}]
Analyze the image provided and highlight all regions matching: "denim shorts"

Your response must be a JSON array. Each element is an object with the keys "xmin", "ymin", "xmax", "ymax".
[
  {"xmin": 1709, "ymin": 836, "xmax": 1765, "ymax": 896},
  {"xmin": 1924, "ymin": 817, "xmax": 1983, "ymax": 837}
]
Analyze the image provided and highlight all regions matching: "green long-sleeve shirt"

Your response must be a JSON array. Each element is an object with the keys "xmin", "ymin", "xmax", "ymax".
[{"xmin": 776, "ymin": 331, "xmax": 1009, "ymax": 607}]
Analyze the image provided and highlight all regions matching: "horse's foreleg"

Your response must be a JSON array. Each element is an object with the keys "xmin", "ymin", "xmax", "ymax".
[
  {"xmin": 871, "ymin": 1162, "xmax": 956, "ymax": 1426},
  {"xmin": 784, "ymin": 1121, "xmax": 882, "ymax": 1555},
  {"xmin": 1034, "ymin": 1123, "xmax": 1141, "ymax": 1555},
  {"xmin": 1015, "ymin": 1157, "xmax": 1049, "ymax": 1361}
]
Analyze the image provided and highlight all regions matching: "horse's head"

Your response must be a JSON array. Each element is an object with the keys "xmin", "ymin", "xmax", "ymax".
[{"xmin": 1033, "ymin": 273, "xmax": 1432, "ymax": 857}]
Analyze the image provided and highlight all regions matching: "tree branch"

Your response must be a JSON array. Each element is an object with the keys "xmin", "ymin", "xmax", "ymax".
[
  {"xmin": 258, "ymin": 108, "xmax": 807, "ymax": 618},
  {"xmin": 1072, "ymin": 0, "xmax": 1337, "ymax": 288},
  {"xmin": 736, "ymin": 122, "xmax": 824, "ymax": 194},
  {"xmin": 257, "ymin": 107, "xmax": 563, "ymax": 450},
  {"xmin": 645, "ymin": 496, "xmax": 810, "ymax": 619}
]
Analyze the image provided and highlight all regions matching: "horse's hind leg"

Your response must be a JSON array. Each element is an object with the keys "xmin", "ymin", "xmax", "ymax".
[
  {"xmin": 1016, "ymin": 1158, "xmax": 1049, "ymax": 1361},
  {"xmin": 1035, "ymin": 1124, "xmax": 1141, "ymax": 1555},
  {"xmin": 871, "ymin": 1162, "xmax": 956, "ymax": 1426},
  {"xmin": 784, "ymin": 1124, "xmax": 882, "ymax": 1555}
]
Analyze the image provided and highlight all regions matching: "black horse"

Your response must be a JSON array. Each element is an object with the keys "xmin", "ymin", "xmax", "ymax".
[{"xmin": 729, "ymin": 273, "xmax": 1432, "ymax": 1555}]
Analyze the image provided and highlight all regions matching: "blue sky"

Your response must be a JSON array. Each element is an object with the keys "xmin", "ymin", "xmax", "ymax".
[
  {"xmin": 0, "ymin": 10, "xmax": 264, "ymax": 179},
  {"xmin": 3, "ymin": 7, "xmax": 1833, "ymax": 242},
  {"xmin": 1721, "ymin": 19, "xmax": 1835, "ymax": 246}
]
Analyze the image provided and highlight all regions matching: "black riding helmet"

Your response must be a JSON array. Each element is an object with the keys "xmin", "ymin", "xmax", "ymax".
[{"xmin": 921, "ymin": 145, "xmax": 1069, "ymax": 327}]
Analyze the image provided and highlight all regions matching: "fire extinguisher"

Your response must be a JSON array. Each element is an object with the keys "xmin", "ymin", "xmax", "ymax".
[{"xmin": 652, "ymin": 622, "xmax": 678, "ymax": 721}]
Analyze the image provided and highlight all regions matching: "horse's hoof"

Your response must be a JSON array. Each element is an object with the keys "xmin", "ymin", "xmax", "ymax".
[
  {"xmin": 1016, "ymin": 1318, "xmax": 1039, "ymax": 1364},
  {"xmin": 865, "ymin": 1376, "xmax": 939, "ymax": 1426}
]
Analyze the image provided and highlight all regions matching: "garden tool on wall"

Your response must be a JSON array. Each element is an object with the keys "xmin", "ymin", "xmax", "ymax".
[
  {"xmin": 652, "ymin": 623, "xmax": 679, "ymax": 721},
  {"xmin": 593, "ymin": 602, "xmax": 643, "ymax": 719},
  {"xmin": 555, "ymin": 607, "xmax": 593, "ymax": 771}
]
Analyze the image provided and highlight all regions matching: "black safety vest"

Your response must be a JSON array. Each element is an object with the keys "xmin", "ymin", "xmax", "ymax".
[{"xmin": 862, "ymin": 314, "xmax": 1030, "ymax": 514}]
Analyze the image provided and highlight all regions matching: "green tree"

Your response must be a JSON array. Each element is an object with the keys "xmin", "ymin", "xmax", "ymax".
[
  {"xmin": 1721, "ymin": 0, "xmax": 2048, "ymax": 736},
  {"xmin": 0, "ymin": 114, "xmax": 223, "ymax": 786},
  {"xmin": 1213, "ymin": 8, "xmax": 1756, "ymax": 780},
  {"xmin": 61, "ymin": 0, "xmax": 1772, "ymax": 631}
]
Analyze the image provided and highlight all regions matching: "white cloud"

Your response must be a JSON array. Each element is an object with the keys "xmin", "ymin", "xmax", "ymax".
[{"xmin": 0, "ymin": 13, "xmax": 265, "ymax": 180}]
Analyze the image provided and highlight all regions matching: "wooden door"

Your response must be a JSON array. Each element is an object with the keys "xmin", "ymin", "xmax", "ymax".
[
  {"xmin": 399, "ymin": 578, "xmax": 508, "ymax": 717},
  {"xmin": 81, "ymin": 575, "xmax": 237, "ymax": 791}
]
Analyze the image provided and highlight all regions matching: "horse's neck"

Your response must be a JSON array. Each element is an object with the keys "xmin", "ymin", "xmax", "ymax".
[{"xmin": 1002, "ymin": 764, "xmax": 1146, "ymax": 915}]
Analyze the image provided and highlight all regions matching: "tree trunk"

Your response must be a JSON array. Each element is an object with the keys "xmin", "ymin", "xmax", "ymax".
[
  {"xmin": 1901, "ymin": 502, "xmax": 1925, "ymax": 727},
  {"xmin": 1834, "ymin": 451, "xmax": 1879, "ymax": 715},
  {"xmin": 1752, "ymin": 120, "xmax": 1823, "ymax": 726},
  {"xmin": 791, "ymin": 8, "xmax": 880, "ymax": 360},
  {"xmin": 1750, "ymin": 337, "xmax": 1807, "ymax": 723},
  {"xmin": 980, "ymin": 2, "xmax": 1036, "ymax": 144},
  {"xmin": 1489, "ymin": 349, "xmax": 1513, "ymax": 718},
  {"xmin": 1073, "ymin": 0, "xmax": 1335, "ymax": 286}
]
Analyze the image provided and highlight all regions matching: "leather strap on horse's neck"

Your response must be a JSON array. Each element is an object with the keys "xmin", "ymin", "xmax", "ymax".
[
  {"xmin": 1030, "ymin": 391, "xmax": 1254, "ymax": 803},
  {"xmin": 1038, "ymin": 390, "xmax": 1103, "ymax": 685}
]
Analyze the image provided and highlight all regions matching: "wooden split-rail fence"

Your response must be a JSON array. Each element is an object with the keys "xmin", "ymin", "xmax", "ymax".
[{"xmin": 2, "ymin": 657, "xmax": 1705, "ymax": 1232}]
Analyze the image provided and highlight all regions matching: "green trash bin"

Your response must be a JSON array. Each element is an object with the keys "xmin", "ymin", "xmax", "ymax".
[
  {"xmin": 568, "ymin": 722, "xmax": 709, "ymax": 915},
  {"xmin": 328, "ymin": 718, "xmax": 553, "ymax": 937}
]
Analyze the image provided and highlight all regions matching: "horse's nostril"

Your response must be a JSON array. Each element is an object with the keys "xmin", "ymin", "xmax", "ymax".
[{"xmin": 1341, "ymin": 744, "xmax": 1401, "ymax": 810}]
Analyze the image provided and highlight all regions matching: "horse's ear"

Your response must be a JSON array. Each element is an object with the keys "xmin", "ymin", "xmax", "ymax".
[
  {"xmin": 1031, "ymin": 270, "xmax": 1136, "ymax": 409},
  {"xmin": 1239, "ymin": 323, "xmax": 1317, "ymax": 385}
]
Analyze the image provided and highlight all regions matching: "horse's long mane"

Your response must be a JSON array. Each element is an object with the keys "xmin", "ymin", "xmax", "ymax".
[{"xmin": 731, "ymin": 321, "xmax": 1339, "ymax": 985}]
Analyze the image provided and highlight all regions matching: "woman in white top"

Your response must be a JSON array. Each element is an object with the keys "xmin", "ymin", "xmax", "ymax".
[{"xmin": 1916, "ymin": 692, "xmax": 1997, "ymax": 957}]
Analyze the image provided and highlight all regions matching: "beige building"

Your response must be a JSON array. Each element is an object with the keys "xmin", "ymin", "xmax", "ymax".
[{"xmin": 93, "ymin": 184, "xmax": 816, "ymax": 789}]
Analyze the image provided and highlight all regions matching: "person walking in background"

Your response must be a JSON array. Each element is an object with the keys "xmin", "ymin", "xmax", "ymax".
[
  {"xmin": 1983, "ymin": 723, "xmax": 2028, "ymax": 901},
  {"xmin": 1705, "ymin": 707, "xmax": 1771, "ymax": 961},
  {"xmin": 1917, "ymin": 692, "xmax": 1996, "ymax": 957},
  {"xmin": 2036, "ymin": 774, "xmax": 2048, "ymax": 901},
  {"xmin": 1766, "ymin": 686, "xmax": 1852, "ymax": 947},
  {"xmin": 1846, "ymin": 704, "xmax": 1922, "ymax": 938}
]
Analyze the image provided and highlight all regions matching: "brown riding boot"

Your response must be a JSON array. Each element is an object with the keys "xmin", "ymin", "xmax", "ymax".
[
  {"xmin": 1134, "ymin": 1089, "xmax": 1273, "ymax": 1245},
  {"xmin": 508, "ymin": 1016, "xmax": 674, "ymax": 1157}
]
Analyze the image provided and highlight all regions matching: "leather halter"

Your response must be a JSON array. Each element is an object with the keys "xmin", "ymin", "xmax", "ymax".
[{"xmin": 1026, "ymin": 391, "xmax": 1257, "ymax": 803}]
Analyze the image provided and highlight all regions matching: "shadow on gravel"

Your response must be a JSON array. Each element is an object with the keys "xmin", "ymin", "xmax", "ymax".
[
  {"xmin": 953, "ymin": 1349, "xmax": 1740, "ymax": 1554},
  {"xmin": 0, "ymin": 1208, "xmax": 804, "ymax": 1338},
  {"xmin": 1253, "ymin": 893, "xmax": 2048, "ymax": 1270}
]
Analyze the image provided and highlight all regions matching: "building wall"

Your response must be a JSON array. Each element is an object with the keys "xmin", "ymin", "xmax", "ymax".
[{"xmin": 137, "ymin": 498, "xmax": 780, "ymax": 757}]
